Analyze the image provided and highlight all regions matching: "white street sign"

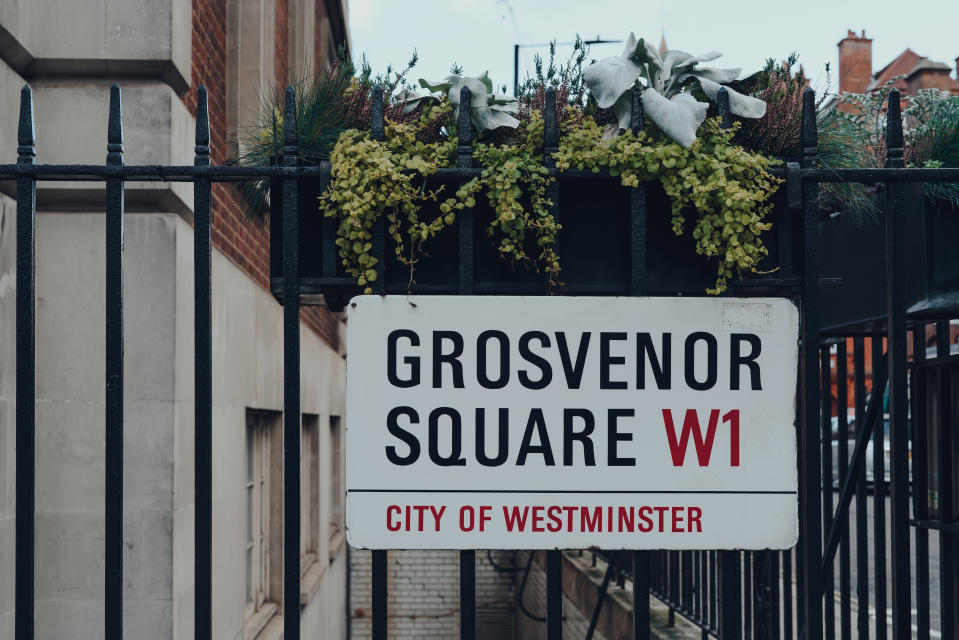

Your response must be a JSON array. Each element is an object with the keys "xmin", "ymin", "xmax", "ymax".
[{"xmin": 345, "ymin": 296, "xmax": 799, "ymax": 550}]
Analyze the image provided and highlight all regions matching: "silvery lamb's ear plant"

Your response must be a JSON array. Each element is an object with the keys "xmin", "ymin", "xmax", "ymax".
[
  {"xmin": 584, "ymin": 33, "xmax": 767, "ymax": 147},
  {"xmin": 399, "ymin": 71, "xmax": 520, "ymax": 133}
]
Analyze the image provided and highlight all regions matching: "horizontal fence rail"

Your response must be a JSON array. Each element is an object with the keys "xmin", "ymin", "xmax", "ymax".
[
  {"xmin": 6, "ymin": 80, "xmax": 958, "ymax": 640},
  {"xmin": 4, "ymin": 164, "xmax": 959, "ymax": 182}
]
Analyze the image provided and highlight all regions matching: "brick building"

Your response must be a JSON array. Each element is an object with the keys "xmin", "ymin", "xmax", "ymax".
[
  {"xmin": 0, "ymin": 1, "xmax": 351, "ymax": 639},
  {"xmin": 837, "ymin": 29, "xmax": 959, "ymax": 98}
]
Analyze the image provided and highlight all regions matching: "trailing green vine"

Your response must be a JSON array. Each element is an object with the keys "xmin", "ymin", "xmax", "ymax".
[
  {"xmin": 321, "ymin": 101, "xmax": 562, "ymax": 293},
  {"xmin": 322, "ymin": 103, "xmax": 778, "ymax": 294},
  {"xmin": 320, "ymin": 103, "xmax": 454, "ymax": 292},
  {"xmin": 555, "ymin": 117, "xmax": 780, "ymax": 293}
]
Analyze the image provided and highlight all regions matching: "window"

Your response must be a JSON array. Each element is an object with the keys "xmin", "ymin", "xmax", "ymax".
[
  {"xmin": 245, "ymin": 410, "xmax": 282, "ymax": 638},
  {"xmin": 300, "ymin": 414, "xmax": 320, "ymax": 573},
  {"xmin": 329, "ymin": 415, "xmax": 344, "ymax": 551},
  {"xmin": 225, "ymin": 0, "xmax": 276, "ymax": 158}
]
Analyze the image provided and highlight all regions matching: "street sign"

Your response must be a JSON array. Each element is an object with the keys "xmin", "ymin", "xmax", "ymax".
[{"xmin": 345, "ymin": 296, "xmax": 799, "ymax": 550}]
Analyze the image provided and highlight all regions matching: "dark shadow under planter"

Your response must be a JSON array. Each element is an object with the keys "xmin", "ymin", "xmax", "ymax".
[{"xmin": 819, "ymin": 184, "xmax": 959, "ymax": 334}]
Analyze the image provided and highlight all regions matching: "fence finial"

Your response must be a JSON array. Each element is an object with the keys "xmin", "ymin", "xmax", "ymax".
[
  {"xmin": 371, "ymin": 85, "xmax": 385, "ymax": 142},
  {"xmin": 717, "ymin": 87, "xmax": 731, "ymax": 130},
  {"xmin": 543, "ymin": 87, "xmax": 558, "ymax": 164},
  {"xmin": 195, "ymin": 86, "xmax": 210, "ymax": 166},
  {"xmin": 17, "ymin": 84, "xmax": 35, "ymax": 165},
  {"xmin": 885, "ymin": 88, "xmax": 904, "ymax": 168},
  {"xmin": 630, "ymin": 87, "xmax": 644, "ymax": 135},
  {"xmin": 457, "ymin": 86, "xmax": 474, "ymax": 169},
  {"xmin": 107, "ymin": 83, "xmax": 123, "ymax": 166},
  {"xmin": 801, "ymin": 88, "xmax": 818, "ymax": 167}
]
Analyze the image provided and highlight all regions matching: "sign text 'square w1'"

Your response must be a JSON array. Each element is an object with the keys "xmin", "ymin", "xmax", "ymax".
[{"xmin": 345, "ymin": 296, "xmax": 799, "ymax": 550}]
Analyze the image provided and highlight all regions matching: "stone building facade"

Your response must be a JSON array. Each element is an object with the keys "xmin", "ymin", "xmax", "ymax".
[{"xmin": 0, "ymin": 1, "xmax": 350, "ymax": 639}]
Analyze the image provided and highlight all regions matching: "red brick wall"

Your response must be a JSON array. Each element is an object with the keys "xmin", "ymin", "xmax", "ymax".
[
  {"xmin": 186, "ymin": 0, "xmax": 341, "ymax": 351},
  {"xmin": 275, "ymin": 0, "xmax": 289, "ymax": 85}
]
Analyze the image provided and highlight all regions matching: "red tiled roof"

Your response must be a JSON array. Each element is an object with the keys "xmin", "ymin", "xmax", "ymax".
[{"xmin": 867, "ymin": 48, "xmax": 921, "ymax": 91}]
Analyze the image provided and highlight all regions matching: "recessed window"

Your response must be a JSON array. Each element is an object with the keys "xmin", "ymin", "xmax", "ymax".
[
  {"xmin": 245, "ymin": 410, "xmax": 282, "ymax": 638},
  {"xmin": 329, "ymin": 415, "xmax": 344, "ymax": 551},
  {"xmin": 301, "ymin": 414, "xmax": 320, "ymax": 573}
]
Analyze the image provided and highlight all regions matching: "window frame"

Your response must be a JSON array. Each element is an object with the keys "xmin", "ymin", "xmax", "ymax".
[
  {"xmin": 244, "ymin": 410, "xmax": 283, "ymax": 638},
  {"xmin": 328, "ymin": 415, "xmax": 345, "ymax": 553},
  {"xmin": 300, "ymin": 414, "xmax": 320, "ymax": 573}
]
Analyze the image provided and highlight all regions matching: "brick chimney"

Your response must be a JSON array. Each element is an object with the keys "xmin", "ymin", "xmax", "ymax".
[{"xmin": 838, "ymin": 29, "xmax": 873, "ymax": 94}]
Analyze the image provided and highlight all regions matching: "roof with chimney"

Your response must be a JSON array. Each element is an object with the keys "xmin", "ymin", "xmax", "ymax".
[
  {"xmin": 836, "ymin": 30, "xmax": 959, "ymax": 97},
  {"xmin": 867, "ymin": 48, "xmax": 958, "ymax": 92}
]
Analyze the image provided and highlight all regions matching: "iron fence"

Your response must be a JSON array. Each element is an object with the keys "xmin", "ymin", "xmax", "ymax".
[{"xmin": 3, "ymin": 77, "xmax": 959, "ymax": 640}]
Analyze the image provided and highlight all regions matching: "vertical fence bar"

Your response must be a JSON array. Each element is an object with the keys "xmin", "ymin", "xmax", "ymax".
[
  {"xmin": 543, "ymin": 86, "xmax": 559, "ymax": 294},
  {"xmin": 716, "ymin": 89, "xmax": 744, "ymax": 640},
  {"xmin": 370, "ymin": 85, "xmax": 386, "ymax": 294},
  {"xmin": 193, "ymin": 85, "xmax": 213, "ymax": 640},
  {"xmin": 719, "ymin": 551, "xmax": 741, "ymax": 640},
  {"xmin": 821, "ymin": 345, "xmax": 835, "ymax": 640},
  {"xmin": 369, "ymin": 84, "xmax": 388, "ymax": 634},
  {"xmin": 628, "ymin": 85, "xmax": 651, "ymax": 640},
  {"xmin": 630, "ymin": 87, "xmax": 647, "ymax": 297},
  {"xmin": 853, "ymin": 337, "xmax": 869, "ymax": 640},
  {"xmin": 710, "ymin": 551, "xmax": 718, "ymax": 632},
  {"xmin": 281, "ymin": 85, "xmax": 302, "ymax": 640},
  {"xmin": 783, "ymin": 550, "xmax": 793, "ymax": 640},
  {"xmin": 837, "ymin": 340, "xmax": 851, "ymax": 640},
  {"xmin": 743, "ymin": 552, "xmax": 752, "ymax": 640},
  {"xmin": 765, "ymin": 551, "xmax": 781, "ymax": 640},
  {"xmin": 912, "ymin": 327, "xmax": 929, "ymax": 640},
  {"xmin": 104, "ymin": 83, "xmax": 125, "ymax": 640},
  {"xmin": 457, "ymin": 84, "xmax": 476, "ymax": 640},
  {"xmin": 669, "ymin": 551, "xmax": 679, "ymax": 624},
  {"xmin": 543, "ymin": 83, "xmax": 563, "ymax": 640},
  {"xmin": 15, "ymin": 83, "xmax": 37, "ymax": 640},
  {"xmin": 799, "ymin": 87, "xmax": 824, "ymax": 640},
  {"xmin": 883, "ymin": 88, "xmax": 911, "ymax": 640},
  {"xmin": 459, "ymin": 551, "xmax": 475, "ymax": 640},
  {"xmin": 457, "ymin": 85, "xmax": 475, "ymax": 294},
  {"xmin": 372, "ymin": 550, "xmax": 388, "ymax": 639},
  {"xmin": 633, "ymin": 549, "xmax": 650, "ymax": 640},
  {"xmin": 871, "ymin": 336, "xmax": 888, "ymax": 640},
  {"xmin": 546, "ymin": 550, "xmax": 563, "ymax": 639},
  {"xmin": 935, "ymin": 320, "xmax": 956, "ymax": 638},
  {"xmin": 717, "ymin": 87, "xmax": 731, "ymax": 130}
]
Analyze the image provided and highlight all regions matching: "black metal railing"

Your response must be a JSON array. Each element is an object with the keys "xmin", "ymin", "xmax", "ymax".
[{"xmin": 5, "ymin": 77, "xmax": 959, "ymax": 640}]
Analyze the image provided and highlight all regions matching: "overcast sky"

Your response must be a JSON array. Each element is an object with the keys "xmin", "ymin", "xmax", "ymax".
[{"xmin": 348, "ymin": 0, "xmax": 959, "ymax": 98}]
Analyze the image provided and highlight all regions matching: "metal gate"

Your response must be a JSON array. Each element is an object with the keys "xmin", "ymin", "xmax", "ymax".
[{"xmin": 4, "ymin": 80, "xmax": 958, "ymax": 640}]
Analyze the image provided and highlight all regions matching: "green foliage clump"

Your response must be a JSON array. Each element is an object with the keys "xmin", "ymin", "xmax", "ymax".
[
  {"xmin": 555, "ymin": 117, "xmax": 780, "ymax": 293},
  {"xmin": 320, "ymin": 103, "xmax": 456, "ymax": 292},
  {"xmin": 823, "ymin": 80, "xmax": 959, "ymax": 213},
  {"xmin": 320, "ymin": 102, "xmax": 561, "ymax": 293}
]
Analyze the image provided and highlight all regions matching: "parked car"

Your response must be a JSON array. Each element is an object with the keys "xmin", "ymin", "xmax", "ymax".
[{"xmin": 830, "ymin": 415, "xmax": 911, "ymax": 489}]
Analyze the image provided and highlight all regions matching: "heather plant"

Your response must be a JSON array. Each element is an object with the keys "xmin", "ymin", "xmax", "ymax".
[
  {"xmin": 732, "ymin": 54, "xmax": 807, "ymax": 157},
  {"xmin": 518, "ymin": 37, "xmax": 590, "ymax": 109}
]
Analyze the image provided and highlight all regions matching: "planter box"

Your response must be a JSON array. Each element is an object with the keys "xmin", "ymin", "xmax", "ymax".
[
  {"xmin": 819, "ymin": 184, "xmax": 959, "ymax": 334},
  {"xmin": 269, "ymin": 173, "xmax": 799, "ymax": 310}
]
